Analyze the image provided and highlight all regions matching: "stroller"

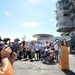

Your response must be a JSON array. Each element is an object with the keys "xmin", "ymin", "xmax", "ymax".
[{"xmin": 41, "ymin": 49, "xmax": 55, "ymax": 64}]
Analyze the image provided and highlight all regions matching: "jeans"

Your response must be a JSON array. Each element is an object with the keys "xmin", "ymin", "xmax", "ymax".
[{"xmin": 55, "ymin": 50, "xmax": 59, "ymax": 61}]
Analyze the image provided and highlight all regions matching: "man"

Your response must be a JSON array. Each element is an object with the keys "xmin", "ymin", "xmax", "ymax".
[
  {"xmin": 0, "ymin": 45, "xmax": 17, "ymax": 75},
  {"xmin": 54, "ymin": 42, "xmax": 59, "ymax": 62},
  {"xmin": 35, "ymin": 41, "xmax": 41, "ymax": 60},
  {"xmin": 44, "ymin": 41, "xmax": 50, "ymax": 50}
]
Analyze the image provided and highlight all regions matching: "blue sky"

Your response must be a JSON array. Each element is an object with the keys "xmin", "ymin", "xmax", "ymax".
[{"xmin": 0, "ymin": 0, "xmax": 60, "ymax": 41}]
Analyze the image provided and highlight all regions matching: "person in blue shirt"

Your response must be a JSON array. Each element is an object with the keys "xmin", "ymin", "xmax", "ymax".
[{"xmin": 35, "ymin": 41, "xmax": 41, "ymax": 60}]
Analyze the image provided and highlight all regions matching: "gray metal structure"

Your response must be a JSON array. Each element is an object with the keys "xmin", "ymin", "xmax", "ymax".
[{"xmin": 55, "ymin": 0, "xmax": 75, "ymax": 53}]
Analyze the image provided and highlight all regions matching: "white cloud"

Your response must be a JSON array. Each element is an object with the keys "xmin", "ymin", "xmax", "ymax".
[
  {"xmin": 51, "ymin": 0, "xmax": 57, "ymax": 3},
  {"xmin": 37, "ymin": 12, "xmax": 42, "ymax": 15},
  {"xmin": 29, "ymin": 0, "xmax": 57, "ymax": 4},
  {"xmin": 5, "ymin": 11, "xmax": 11, "ymax": 16},
  {"xmin": 50, "ymin": 19, "xmax": 54, "ymax": 22},
  {"xmin": 22, "ymin": 0, "xmax": 57, "ymax": 6},
  {"xmin": 53, "ymin": 22, "xmax": 57, "ymax": 26},
  {"xmin": 24, "ymin": 0, "xmax": 41, "ymax": 5},
  {"xmin": 50, "ymin": 19, "xmax": 57, "ymax": 26},
  {"xmin": 21, "ymin": 22, "xmax": 41, "ymax": 28},
  {"xmin": 29, "ymin": 0, "xmax": 39, "ymax": 4}
]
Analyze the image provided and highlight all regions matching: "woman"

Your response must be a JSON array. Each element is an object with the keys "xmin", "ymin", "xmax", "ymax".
[{"xmin": 29, "ymin": 42, "xmax": 35, "ymax": 61}]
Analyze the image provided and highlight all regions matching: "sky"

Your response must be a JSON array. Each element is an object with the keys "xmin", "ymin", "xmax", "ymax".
[{"xmin": 0, "ymin": 0, "xmax": 60, "ymax": 41}]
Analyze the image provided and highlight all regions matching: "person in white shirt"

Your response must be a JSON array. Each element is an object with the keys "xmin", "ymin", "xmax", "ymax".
[{"xmin": 54, "ymin": 42, "xmax": 59, "ymax": 62}]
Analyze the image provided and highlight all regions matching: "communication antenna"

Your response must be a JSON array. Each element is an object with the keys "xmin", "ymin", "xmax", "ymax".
[{"xmin": 22, "ymin": 35, "xmax": 26, "ymax": 41}]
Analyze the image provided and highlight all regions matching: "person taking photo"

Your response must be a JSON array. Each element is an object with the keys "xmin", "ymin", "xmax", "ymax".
[{"xmin": 0, "ymin": 45, "xmax": 17, "ymax": 75}]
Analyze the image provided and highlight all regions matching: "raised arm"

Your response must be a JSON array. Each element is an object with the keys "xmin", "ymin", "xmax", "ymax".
[
  {"xmin": 0, "ymin": 58, "xmax": 13, "ymax": 75},
  {"xmin": 0, "ymin": 46, "xmax": 13, "ymax": 75}
]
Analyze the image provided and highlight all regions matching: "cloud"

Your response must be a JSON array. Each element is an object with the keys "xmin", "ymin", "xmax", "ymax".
[
  {"xmin": 29, "ymin": 0, "xmax": 39, "ymax": 4},
  {"xmin": 51, "ymin": 0, "xmax": 57, "ymax": 3},
  {"xmin": 21, "ymin": 22, "xmax": 41, "ymax": 28},
  {"xmin": 50, "ymin": 19, "xmax": 54, "ymax": 22},
  {"xmin": 24, "ymin": 0, "xmax": 40, "ymax": 5},
  {"xmin": 22, "ymin": 0, "xmax": 57, "ymax": 7},
  {"xmin": 29, "ymin": 0, "xmax": 57, "ymax": 4},
  {"xmin": 50, "ymin": 19, "xmax": 57, "ymax": 26},
  {"xmin": 53, "ymin": 22, "xmax": 57, "ymax": 26},
  {"xmin": 37, "ymin": 12, "xmax": 42, "ymax": 15},
  {"xmin": 5, "ymin": 11, "xmax": 11, "ymax": 16}
]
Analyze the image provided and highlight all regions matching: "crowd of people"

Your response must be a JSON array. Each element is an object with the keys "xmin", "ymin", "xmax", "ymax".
[
  {"xmin": 17, "ymin": 40, "xmax": 59, "ymax": 64},
  {"xmin": 0, "ymin": 36, "xmax": 60, "ymax": 75},
  {"xmin": 0, "ymin": 36, "xmax": 60, "ymax": 63},
  {"xmin": 0, "ymin": 37, "xmax": 59, "ymax": 62}
]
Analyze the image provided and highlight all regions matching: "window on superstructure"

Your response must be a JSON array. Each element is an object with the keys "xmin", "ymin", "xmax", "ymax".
[
  {"xmin": 61, "ymin": 0, "xmax": 69, "ymax": 4},
  {"xmin": 63, "ymin": 14, "xmax": 69, "ymax": 16},
  {"xmin": 58, "ymin": 1, "xmax": 61, "ymax": 5},
  {"xmin": 67, "ymin": 7, "xmax": 69, "ymax": 10},
  {"xmin": 67, "ymin": 22, "xmax": 69, "ymax": 24},
  {"xmin": 64, "ymin": 14, "xmax": 67, "ymax": 16},
  {"xmin": 67, "ymin": 14, "xmax": 69, "ymax": 16},
  {"xmin": 63, "ymin": 7, "xmax": 66, "ymax": 10},
  {"xmin": 66, "ymin": 1, "xmax": 69, "ymax": 4},
  {"xmin": 63, "ymin": 7, "xmax": 69, "ymax": 10}
]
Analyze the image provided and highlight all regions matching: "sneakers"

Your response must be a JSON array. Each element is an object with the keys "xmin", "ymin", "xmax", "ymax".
[{"xmin": 46, "ymin": 61, "xmax": 49, "ymax": 64}]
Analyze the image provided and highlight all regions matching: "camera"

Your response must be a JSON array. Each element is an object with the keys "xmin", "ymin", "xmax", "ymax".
[
  {"xmin": 10, "ymin": 42, "xmax": 20, "ymax": 52},
  {"xmin": 0, "ymin": 38, "xmax": 21, "ymax": 52},
  {"xmin": 0, "ymin": 42, "xmax": 20, "ymax": 52}
]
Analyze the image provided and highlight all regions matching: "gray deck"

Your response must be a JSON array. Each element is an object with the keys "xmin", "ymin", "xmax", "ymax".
[{"xmin": 13, "ymin": 54, "xmax": 75, "ymax": 75}]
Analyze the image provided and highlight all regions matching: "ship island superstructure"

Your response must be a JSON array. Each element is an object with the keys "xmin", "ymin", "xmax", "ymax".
[{"xmin": 55, "ymin": 0, "xmax": 75, "ymax": 52}]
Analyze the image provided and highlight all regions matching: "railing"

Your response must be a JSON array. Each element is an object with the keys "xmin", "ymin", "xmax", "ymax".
[
  {"xmin": 69, "ymin": 5, "xmax": 73, "ymax": 11},
  {"xmin": 70, "ymin": 12, "xmax": 75, "ymax": 19}
]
